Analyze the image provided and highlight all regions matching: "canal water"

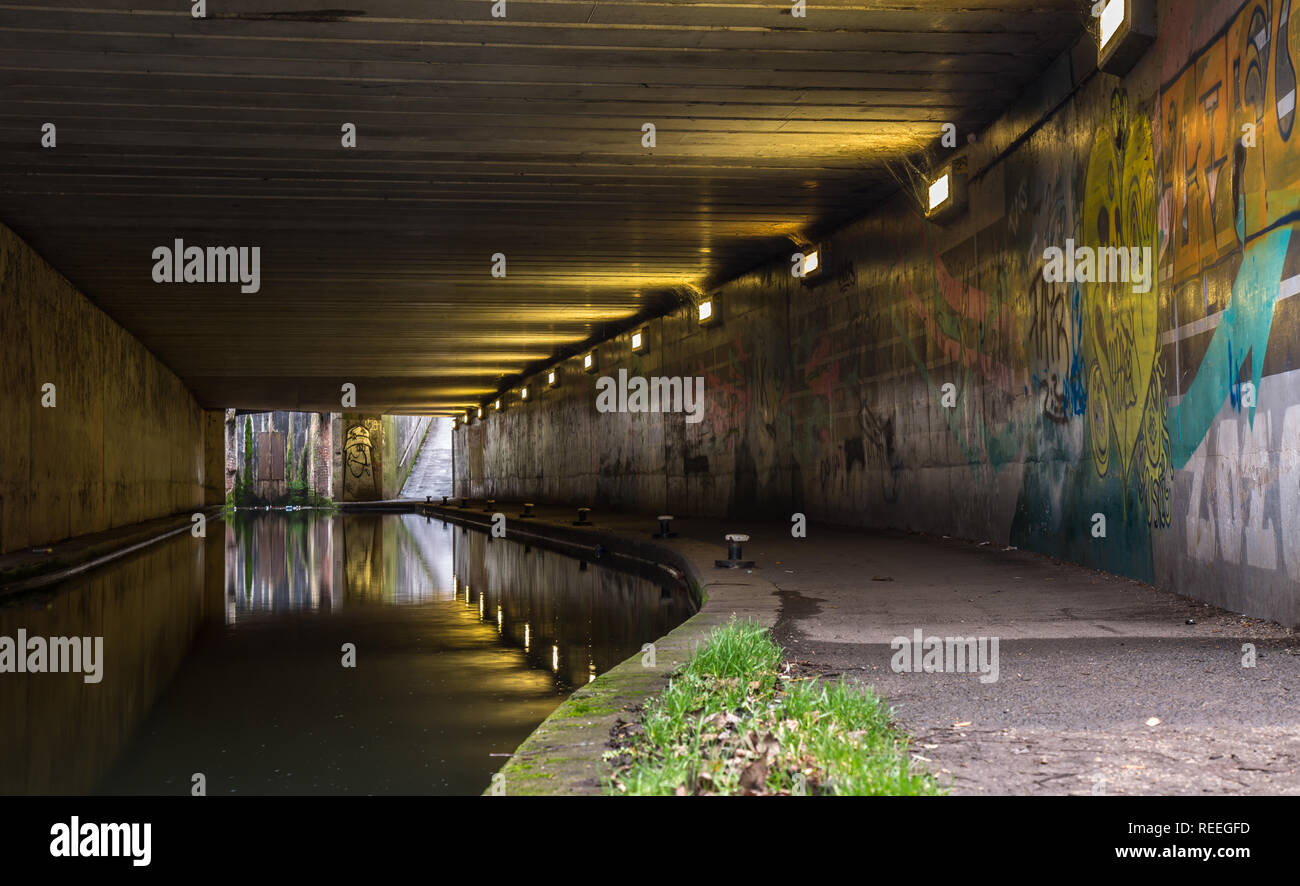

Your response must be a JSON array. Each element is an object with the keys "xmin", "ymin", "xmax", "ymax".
[{"xmin": 0, "ymin": 511, "xmax": 694, "ymax": 795}]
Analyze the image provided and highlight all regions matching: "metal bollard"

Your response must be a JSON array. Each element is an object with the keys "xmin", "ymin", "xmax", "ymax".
[
  {"xmin": 483, "ymin": 498, "xmax": 495, "ymax": 512},
  {"xmin": 441, "ymin": 495, "xmax": 449, "ymax": 506},
  {"xmin": 573, "ymin": 507, "xmax": 593, "ymax": 526},
  {"xmin": 519, "ymin": 502, "xmax": 535, "ymax": 518},
  {"xmin": 715, "ymin": 533, "xmax": 755, "ymax": 569},
  {"xmin": 653, "ymin": 515, "xmax": 678, "ymax": 538}
]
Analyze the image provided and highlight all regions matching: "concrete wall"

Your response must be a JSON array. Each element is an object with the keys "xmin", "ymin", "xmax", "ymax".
[
  {"xmin": 0, "ymin": 222, "xmax": 208, "ymax": 553},
  {"xmin": 228, "ymin": 410, "xmax": 335, "ymax": 500},
  {"xmin": 336, "ymin": 413, "xmax": 427, "ymax": 501},
  {"xmin": 457, "ymin": 0, "xmax": 1300, "ymax": 627}
]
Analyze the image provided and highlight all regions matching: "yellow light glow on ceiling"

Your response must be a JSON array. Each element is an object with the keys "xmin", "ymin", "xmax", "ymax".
[
  {"xmin": 495, "ymin": 306, "xmax": 644, "ymax": 323},
  {"xmin": 466, "ymin": 332, "xmax": 590, "ymax": 346}
]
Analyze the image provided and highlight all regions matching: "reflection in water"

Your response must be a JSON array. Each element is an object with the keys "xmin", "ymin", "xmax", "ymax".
[{"xmin": 1, "ymin": 512, "xmax": 694, "ymax": 795}]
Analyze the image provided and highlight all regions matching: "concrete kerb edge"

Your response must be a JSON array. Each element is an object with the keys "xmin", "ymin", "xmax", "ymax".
[
  {"xmin": 409, "ymin": 503, "xmax": 783, "ymax": 796},
  {"xmin": 0, "ymin": 506, "xmax": 226, "ymax": 596}
]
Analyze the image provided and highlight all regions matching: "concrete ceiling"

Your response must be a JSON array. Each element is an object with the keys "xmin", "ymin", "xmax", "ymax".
[{"xmin": 0, "ymin": 0, "xmax": 1087, "ymax": 414}]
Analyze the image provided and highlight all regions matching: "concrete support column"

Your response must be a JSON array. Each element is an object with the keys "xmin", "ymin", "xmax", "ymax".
[
  {"xmin": 203, "ymin": 409, "xmax": 225, "ymax": 507},
  {"xmin": 340, "ymin": 414, "xmax": 384, "ymax": 501}
]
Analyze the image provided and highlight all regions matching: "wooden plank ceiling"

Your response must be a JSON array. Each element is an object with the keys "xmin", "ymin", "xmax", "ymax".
[{"xmin": 0, "ymin": 0, "xmax": 1086, "ymax": 413}]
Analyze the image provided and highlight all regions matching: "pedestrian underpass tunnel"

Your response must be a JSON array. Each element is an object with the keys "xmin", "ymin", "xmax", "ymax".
[
  {"xmin": 3, "ymin": 0, "xmax": 1298, "ymax": 625},
  {"xmin": 3, "ymin": 0, "xmax": 1300, "ymax": 798}
]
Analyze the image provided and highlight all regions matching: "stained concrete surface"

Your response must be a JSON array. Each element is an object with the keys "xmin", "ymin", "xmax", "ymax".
[
  {"xmin": 762, "ymin": 528, "xmax": 1300, "ymax": 795},
  {"xmin": 400, "ymin": 419, "xmax": 453, "ymax": 501},
  {"xmin": 413, "ymin": 502, "xmax": 1300, "ymax": 795}
]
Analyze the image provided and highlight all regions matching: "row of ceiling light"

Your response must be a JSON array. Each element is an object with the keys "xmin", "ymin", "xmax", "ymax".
[
  {"xmin": 452, "ymin": 288, "xmax": 726, "ymax": 427},
  {"xmin": 455, "ymin": 1, "xmax": 1150, "ymax": 427},
  {"xmin": 455, "ymin": 242, "xmax": 836, "ymax": 427}
]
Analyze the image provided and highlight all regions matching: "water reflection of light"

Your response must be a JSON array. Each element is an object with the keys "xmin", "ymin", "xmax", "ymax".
[
  {"xmin": 524, "ymin": 624, "xmax": 530, "ymax": 651},
  {"xmin": 496, "ymin": 606, "xmax": 502, "ymax": 632},
  {"xmin": 479, "ymin": 594, "xmax": 485, "ymax": 619},
  {"xmin": 588, "ymin": 660, "xmax": 596, "ymax": 683},
  {"xmin": 551, "ymin": 645, "xmax": 558, "ymax": 671}
]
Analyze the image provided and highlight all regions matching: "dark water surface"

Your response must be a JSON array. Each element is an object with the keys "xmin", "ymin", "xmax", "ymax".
[{"xmin": 0, "ymin": 512, "xmax": 694, "ymax": 795}]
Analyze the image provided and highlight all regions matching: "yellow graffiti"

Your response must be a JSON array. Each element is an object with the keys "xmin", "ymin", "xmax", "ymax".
[{"xmin": 1082, "ymin": 92, "xmax": 1162, "ymax": 485}]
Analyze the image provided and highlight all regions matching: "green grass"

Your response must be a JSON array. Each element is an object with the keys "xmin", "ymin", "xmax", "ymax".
[{"xmin": 604, "ymin": 618, "xmax": 943, "ymax": 796}]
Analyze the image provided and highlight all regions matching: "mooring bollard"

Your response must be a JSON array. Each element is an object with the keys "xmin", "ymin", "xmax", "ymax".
[
  {"xmin": 484, "ymin": 498, "xmax": 495, "ymax": 512},
  {"xmin": 715, "ymin": 533, "xmax": 755, "ymax": 569},
  {"xmin": 653, "ymin": 515, "xmax": 678, "ymax": 538},
  {"xmin": 425, "ymin": 495, "xmax": 432, "ymax": 504},
  {"xmin": 519, "ymin": 502, "xmax": 535, "ymax": 518},
  {"xmin": 441, "ymin": 495, "xmax": 449, "ymax": 506},
  {"xmin": 573, "ymin": 507, "xmax": 592, "ymax": 526}
]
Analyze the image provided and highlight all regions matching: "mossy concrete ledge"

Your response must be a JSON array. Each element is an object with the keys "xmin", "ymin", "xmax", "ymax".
[{"xmin": 451, "ymin": 506, "xmax": 782, "ymax": 796}]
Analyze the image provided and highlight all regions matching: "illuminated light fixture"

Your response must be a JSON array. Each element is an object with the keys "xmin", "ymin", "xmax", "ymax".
[
  {"xmin": 631, "ymin": 327, "xmax": 649, "ymax": 354},
  {"xmin": 698, "ymin": 297, "xmax": 721, "ymax": 327},
  {"xmin": 520, "ymin": 386, "xmax": 529, "ymax": 401},
  {"xmin": 547, "ymin": 368, "xmax": 559, "ymax": 389},
  {"xmin": 583, "ymin": 350, "xmax": 598, "ymax": 373},
  {"xmin": 493, "ymin": 398, "xmax": 502, "ymax": 411},
  {"xmin": 796, "ymin": 244, "xmax": 827, "ymax": 286},
  {"xmin": 925, "ymin": 158, "xmax": 968, "ymax": 223},
  {"xmin": 1097, "ymin": 0, "xmax": 1155, "ymax": 76},
  {"xmin": 928, "ymin": 175, "xmax": 949, "ymax": 210},
  {"xmin": 476, "ymin": 406, "xmax": 484, "ymax": 420}
]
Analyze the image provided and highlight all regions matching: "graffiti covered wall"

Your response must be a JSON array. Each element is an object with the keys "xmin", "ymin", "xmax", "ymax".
[
  {"xmin": 342, "ymin": 414, "xmax": 384, "ymax": 502},
  {"xmin": 458, "ymin": 0, "xmax": 1300, "ymax": 626}
]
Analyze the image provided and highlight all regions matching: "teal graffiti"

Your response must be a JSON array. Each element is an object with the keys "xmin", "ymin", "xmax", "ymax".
[{"xmin": 1169, "ymin": 226, "xmax": 1290, "ymax": 468}]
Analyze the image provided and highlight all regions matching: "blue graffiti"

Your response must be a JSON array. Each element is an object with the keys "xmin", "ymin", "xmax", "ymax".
[
  {"xmin": 1227, "ymin": 339, "xmax": 1244, "ymax": 411},
  {"xmin": 1064, "ymin": 282, "xmax": 1089, "ymax": 417}
]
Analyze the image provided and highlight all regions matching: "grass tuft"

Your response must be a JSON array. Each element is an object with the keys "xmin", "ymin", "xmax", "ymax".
[{"xmin": 604, "ymin": 617, "xmax": 943, "ymax": 796}]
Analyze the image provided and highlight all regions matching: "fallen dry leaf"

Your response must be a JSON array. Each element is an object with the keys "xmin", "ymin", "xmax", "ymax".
[{"xmin": 738, "ymin": 758, "xmax": 768, "ymax": 793}]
